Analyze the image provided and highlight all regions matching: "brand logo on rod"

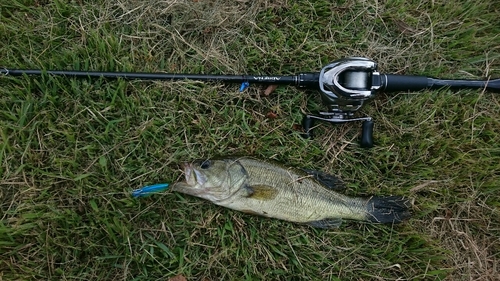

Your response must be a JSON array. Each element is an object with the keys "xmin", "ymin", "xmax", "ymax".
[{"xmin": 253, "ymin": 76, "xmax": 281, "ymax": 81}]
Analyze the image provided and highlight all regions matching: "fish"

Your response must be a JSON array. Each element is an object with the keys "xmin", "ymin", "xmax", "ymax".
[{"xmin": 171, "ymin": 157, "xmax": 411, "ymax": 228}]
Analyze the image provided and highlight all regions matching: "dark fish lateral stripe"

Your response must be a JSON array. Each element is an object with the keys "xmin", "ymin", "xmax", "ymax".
[{"xmin": 365, "ymin": 196, "xmax": 412, "ymax": 223}]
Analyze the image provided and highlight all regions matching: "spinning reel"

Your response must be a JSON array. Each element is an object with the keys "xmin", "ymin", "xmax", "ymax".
[{"xmin": 2, "ymin": 57, "xmax": 499, "ymax": 148}]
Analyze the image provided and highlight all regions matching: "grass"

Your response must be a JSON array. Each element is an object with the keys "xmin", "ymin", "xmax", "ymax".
[{"xmin": 1, "ymin": 0, "xmax": 499, "ymax": 280}]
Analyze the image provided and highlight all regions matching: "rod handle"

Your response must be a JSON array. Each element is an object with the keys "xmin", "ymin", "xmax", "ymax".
[
  {"xmin": 382, "ymin": 74, "xmax": 500, "ymax": 93},
  {"xmin": 382, "ymin": 74, "xmax": 430, "ymax": 92},
  {"xmin": 430, "ymin": 77, "xmax": 500, "ymax": 92},
  {"xmin": 484, "ymin": 78, "xmax": 500, "ymax": 92}
]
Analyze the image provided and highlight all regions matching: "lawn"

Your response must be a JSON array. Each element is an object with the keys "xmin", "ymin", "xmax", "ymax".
[{"xmin": 1, "ymin": 0, "xmax": 499, "ymax": 280}]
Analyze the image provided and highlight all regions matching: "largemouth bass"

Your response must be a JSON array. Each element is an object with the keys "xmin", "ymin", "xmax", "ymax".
[{"xmin": 172, "ymin": 157, "xmax": 411, "ymax": 228}]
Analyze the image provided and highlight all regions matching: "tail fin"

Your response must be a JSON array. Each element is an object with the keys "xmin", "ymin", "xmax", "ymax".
[{"xmin": 366, "ymin": 196, "xmax": 412, "ymax": 224}]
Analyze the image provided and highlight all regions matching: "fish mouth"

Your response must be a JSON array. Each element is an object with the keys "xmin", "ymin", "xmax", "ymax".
[{"xmin": 182, "ymin": 162, "xmax": 207, "ymax": 186}]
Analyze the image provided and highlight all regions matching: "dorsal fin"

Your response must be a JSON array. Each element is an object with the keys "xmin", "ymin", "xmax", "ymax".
[{"xmin": 302, "ymin": 169, "xmax": 345, "ymax": 191}]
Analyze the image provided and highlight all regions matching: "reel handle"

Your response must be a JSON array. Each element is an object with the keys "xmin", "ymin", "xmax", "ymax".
[
  {"xmin": 360, "ymin": 120, "xmax": 374, "ymax": 148},
  {"xmin": 300, "ymin": 115, "xmax": 374, "ymax": 148},
  {"xmin": 301, "ymin": 115, "xmax": 314, "ymax": 139}
]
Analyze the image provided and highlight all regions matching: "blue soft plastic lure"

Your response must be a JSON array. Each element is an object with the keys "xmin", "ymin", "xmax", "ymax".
[
  {"xmin": 132, "ymin": 183, "xmax": 169, "ymax": 198},
  {"xmin": 239, "ymin": 81, "xmax": 250, "ymax": 92}
]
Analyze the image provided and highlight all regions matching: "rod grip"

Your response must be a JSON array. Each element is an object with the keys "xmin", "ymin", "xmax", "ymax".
[{"xmin": 382, "ymin": 74, "xmax": 430, "ymax": 92}]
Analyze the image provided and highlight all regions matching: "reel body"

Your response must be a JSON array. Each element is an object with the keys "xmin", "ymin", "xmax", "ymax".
[{"xmin": 302, "ymin": 57, "xmax": 382, "ymax": 147}]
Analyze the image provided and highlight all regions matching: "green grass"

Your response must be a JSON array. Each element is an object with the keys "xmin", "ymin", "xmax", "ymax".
[{"xmin": 1, "ymin": 0, "xmax": 499, "ymax": 280}]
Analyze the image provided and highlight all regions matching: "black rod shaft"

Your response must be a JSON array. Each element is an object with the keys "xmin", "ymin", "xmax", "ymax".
[{"xmin": 1, "ymin": 68, "xmax": 298, "ymax": 86}]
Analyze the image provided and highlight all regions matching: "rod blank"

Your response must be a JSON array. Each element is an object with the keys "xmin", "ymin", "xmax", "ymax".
[{"xmin": 1, "ymin": 68, "xmax": 299, "ymax": 86}]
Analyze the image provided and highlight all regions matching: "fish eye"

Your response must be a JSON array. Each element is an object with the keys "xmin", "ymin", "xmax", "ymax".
[{"xmin": 200, "ymin": 160, "xmax": 211, "ymax": 169}]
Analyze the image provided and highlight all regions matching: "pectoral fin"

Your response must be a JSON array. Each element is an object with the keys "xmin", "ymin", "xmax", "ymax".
[
  {"xmin": 302, "ymin": 169, "xmax": 345, "ymax": 191},
  {"xmin": 307, "ymin": 218, "xmax": 343, "ymax": 229},
  {"xmin": 246, "ymin": 185, "xmax": 278, "ymax": 200}
]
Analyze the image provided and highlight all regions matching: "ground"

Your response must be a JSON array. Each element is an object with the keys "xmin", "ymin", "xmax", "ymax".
[{"xmin": 1, "ymin": 0, "xmax": 499, "ymax": 280}]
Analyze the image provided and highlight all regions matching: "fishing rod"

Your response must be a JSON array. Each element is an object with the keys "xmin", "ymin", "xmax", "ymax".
[{"xmin": 2, "ymin": 57, "xmax": 499, "ymax": 148}]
